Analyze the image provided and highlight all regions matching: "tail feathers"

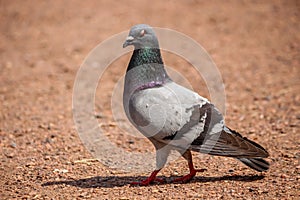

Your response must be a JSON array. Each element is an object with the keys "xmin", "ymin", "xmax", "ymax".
[
  {"xmin": 224, "ymin": 127, "xmax": 269, "ymax": 158},
  {"xmin": 194, "ymin": 127, "xmax": 269, "ymax": 158},
  {"xmin": 237, "ymin": 158, "xmax": 269, "ymax": 172}
]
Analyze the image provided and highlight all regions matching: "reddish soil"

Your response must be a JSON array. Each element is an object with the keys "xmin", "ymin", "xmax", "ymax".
[{"xmin": 1, "ymin": 1, "xmax": 299, "ymax": 199}]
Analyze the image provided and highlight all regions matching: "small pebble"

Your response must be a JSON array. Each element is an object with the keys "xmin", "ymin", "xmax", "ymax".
[{"xmin": 10, "ymin": 142, "xmax": 17, "ymax": 148}]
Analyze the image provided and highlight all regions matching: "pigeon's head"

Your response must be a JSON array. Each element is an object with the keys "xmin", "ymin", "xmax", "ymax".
[{"xmin": 123, "ymin": 24, "xmax": 159, "ymax": 49}]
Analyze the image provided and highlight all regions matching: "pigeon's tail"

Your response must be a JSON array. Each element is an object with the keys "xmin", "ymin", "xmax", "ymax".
[
  {"xmin": 237, "ymin": 157, "xmax": 269, "ymax": 172},
  {"xmin": 191, "ymin": 126, "xmax": 270, "ymax": 171}
]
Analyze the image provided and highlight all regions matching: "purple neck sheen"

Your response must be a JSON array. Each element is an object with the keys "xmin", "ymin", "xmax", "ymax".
[{"xmin": 136, "ymin": 80, "xmax": 164, "ymax": 90}]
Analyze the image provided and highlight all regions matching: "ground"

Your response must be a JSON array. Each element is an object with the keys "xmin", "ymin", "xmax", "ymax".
[{"xmin": 0, "ymin": 0, "xmax": 300, "ymax": 199}]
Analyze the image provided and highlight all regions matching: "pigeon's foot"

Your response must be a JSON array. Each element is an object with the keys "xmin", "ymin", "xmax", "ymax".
[
  {"xmin": 131, "ymin": 177, "xmax": 164, "ymax": 186},
  {"xmin": 172, "ymin": 168, "xmax": 206, "ymax": 183},
  {"xmin": 172, "ymin": 151, "xmax": 206, "ymax": 183},
  {"xmin": 130, "ymin": 169, "xmax": 164, "ymax": 186}
]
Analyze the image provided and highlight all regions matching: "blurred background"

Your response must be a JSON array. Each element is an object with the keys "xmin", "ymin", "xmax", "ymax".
[{"xmin": 1, "ymin": 0, "xmax": 299, "ymax": 199}]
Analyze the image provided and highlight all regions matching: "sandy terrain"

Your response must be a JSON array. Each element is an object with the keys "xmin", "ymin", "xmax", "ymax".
[{"xmin": 1, "ymin": 0, "xmax": 299, "ymax": 199}]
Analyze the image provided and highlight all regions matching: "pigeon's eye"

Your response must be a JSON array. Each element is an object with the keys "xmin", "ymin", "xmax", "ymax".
[{"xmin": 140, "ymin": 29, "xmax": 145, "ymax": 37}]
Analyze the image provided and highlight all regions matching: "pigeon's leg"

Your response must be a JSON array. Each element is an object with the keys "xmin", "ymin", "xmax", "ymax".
[
  {"xmin": 131, "ymin": 143, "xmax": 170, "ymax": 186},
  {"xmin": 172, "ymin": 150, "xmax": 206, "ymax": 183}
]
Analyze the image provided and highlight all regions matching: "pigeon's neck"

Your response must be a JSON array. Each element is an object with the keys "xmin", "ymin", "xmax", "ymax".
[
  {"xmin": 125, "ymin": 47, "xmax": 171, "ymax": 92},
  {"xmin": 127, "ymin": 48, "xmax": 164, "ymax": 72}
]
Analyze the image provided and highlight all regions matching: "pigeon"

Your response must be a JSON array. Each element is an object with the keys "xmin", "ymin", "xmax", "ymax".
[{"xmin": 122, "ymin": 24, "xmax": 269, "ymax": 186}]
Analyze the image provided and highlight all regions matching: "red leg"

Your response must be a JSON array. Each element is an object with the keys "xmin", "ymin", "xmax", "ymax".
[
  {"xmin": 131, "ymin": 169, "xmax": 164, "ymax": 186},
  {"xmin": 172, "ymin": 151, "xmax": 206, "ymax": 183}
]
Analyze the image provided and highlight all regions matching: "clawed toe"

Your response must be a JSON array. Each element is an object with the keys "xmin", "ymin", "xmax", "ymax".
[
  {"xmin": 172, "ymin": 168, "xmax": 206, "ymax": 183},
  {"xmin": 130, "ymin": 177, "xmax": 165, "ymax": 186},
  {"xmin": 172, "ymin": 174, "xmax": 195, "ymax": 183},
  {"xmin": 130, "ymin": 169, "xmax": 163, "ymax": 186}
]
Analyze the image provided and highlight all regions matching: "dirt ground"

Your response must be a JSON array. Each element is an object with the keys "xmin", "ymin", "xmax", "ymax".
[{"xmin": 1, "ymin": 0, "xmax": 299, "ymax": 199}]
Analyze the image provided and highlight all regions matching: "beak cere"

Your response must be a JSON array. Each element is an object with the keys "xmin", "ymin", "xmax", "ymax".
[{"xmin": 123, "ymin": 36, "xmax": 135, "ymax": 48}]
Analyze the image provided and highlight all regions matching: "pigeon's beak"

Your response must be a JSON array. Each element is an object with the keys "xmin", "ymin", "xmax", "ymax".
[{"xmin": 123, "ymin": 36, "xmax": 134, "ymax": 48}]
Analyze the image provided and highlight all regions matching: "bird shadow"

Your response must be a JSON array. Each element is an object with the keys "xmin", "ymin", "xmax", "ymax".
[{"xmin": 41, "ymin": 174, "xmax": 265, "ymax": 188}]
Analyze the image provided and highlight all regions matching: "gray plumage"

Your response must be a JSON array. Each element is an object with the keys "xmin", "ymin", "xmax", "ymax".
[{"xmin": 122, "ymin": 24, "xmax": 269, "ymax": 185}]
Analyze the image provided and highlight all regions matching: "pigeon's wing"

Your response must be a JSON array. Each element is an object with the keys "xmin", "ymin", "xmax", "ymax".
[
  {"xmin": 142, "ymin": 82, "xmax": 269, "ymax": 159},
  {"xmin": 154, "ymin": 85, "xmax": 225, "ymax": 151}
]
